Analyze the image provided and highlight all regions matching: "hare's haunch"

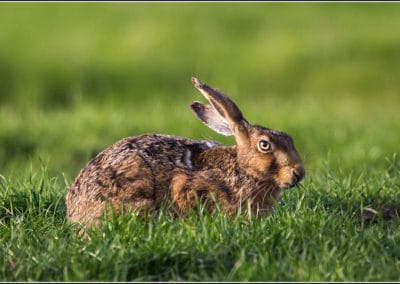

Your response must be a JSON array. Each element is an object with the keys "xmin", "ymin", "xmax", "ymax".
[{"xmin": 66, "ymin": 77, "xmax": 305, "ymax": 226}]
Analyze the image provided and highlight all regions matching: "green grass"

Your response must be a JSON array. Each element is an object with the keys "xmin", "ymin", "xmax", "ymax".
[
  {"xmin": 1, "ymin": 2, "xmax": 400, "ymax": 281},
  {"xmin": 1, "ymin": 163, "xmax": 399, "ymax": 281}
]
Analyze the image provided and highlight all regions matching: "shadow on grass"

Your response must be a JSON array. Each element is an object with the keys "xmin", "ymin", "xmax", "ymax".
[{"xmin": 362, "ymin": 204, "xmax": 400, "ymax": 224}]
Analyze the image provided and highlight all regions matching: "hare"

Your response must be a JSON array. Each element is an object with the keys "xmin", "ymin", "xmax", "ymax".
[{"xmin": 66, "ymin": 77, "xmax": 305, "ymax": 226}]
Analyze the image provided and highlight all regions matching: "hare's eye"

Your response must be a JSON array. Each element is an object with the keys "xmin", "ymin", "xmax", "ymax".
[{"xmin": 258, "ymin": 140, "xmax": 272, "ymax": 153}]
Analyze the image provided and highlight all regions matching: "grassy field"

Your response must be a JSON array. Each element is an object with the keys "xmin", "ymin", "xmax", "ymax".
[{"xmin": 1, "ymin": 2, "xmax": 400, "ymax": 281}]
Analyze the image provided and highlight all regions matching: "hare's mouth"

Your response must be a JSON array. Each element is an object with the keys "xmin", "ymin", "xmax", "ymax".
[
  {"xmin": 278, "ymin": 176, "xmax": 303, "ymax": 189},
  {"xmin": 281, "ymin": 182, "xmax": 297, "ymax": 189},
  {"xmin": 278, "ymin": 166, "xmax": 305, "ymax": 189}
]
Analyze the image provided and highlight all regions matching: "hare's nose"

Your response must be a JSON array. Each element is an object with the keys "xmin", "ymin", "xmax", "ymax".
[{"xmin": 292, "ymin": 165, "xmax": 305, "ymax": 185}]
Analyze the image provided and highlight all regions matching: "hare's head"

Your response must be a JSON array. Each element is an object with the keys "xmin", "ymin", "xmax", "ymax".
[{"xmin": 190, "ymin": 77, "xmax": 305, "ymax": 189}]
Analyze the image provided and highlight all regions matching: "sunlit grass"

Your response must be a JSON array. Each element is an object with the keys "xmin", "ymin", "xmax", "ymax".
[{"xmin": 0, "ymin": 161, "xmax": 399, "ymax": 281}]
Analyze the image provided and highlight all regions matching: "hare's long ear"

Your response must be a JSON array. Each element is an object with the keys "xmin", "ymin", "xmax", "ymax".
[
  {"xmin": 190, "ymin": 101, "xmax": 233, "ymax": 136},
  {"xmin": 191, "ymin": 77, "xmax": 249, "ymax": 145}
]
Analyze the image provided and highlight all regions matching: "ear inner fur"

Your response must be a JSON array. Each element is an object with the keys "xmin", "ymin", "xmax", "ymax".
[
  {"xmin": 191, "ymin": 77, "xmax": 249, "ymax": 145},
  {"xmin": 191, "ymin": 77, "xmax": 245, "ymax": 124},
  {"xmin": 190, "ymin": 101, "xmax": 233, "ymax": 136}
]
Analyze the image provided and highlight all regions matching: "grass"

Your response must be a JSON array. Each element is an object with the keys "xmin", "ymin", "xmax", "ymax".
[
  {"xmin": 0, "ymin": 2, "xmax": 400, "ymax": 281},
  {"xmin": 1, "ymin": 162, "xmax": 399, "ymax": 281}
]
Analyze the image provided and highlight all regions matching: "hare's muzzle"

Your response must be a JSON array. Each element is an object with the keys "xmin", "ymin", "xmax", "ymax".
[
  {"xmin": 291, "ymin": 165, "xmax": 306, "ymax": 187},
  {"xmin": 278, "ymin": 163, "xmax": 306, "ymax": 189}
]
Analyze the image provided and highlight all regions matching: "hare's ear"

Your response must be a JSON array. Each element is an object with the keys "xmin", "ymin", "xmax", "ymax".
[
  {"xmin": 191, "ymin": 77, "xmax": 249, "ymax": 145},
  {"xmin": 190, "ymin": 101, "xmax": 233, "ymax": 136}
]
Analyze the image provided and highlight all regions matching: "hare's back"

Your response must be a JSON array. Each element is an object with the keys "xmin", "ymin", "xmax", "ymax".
[
  {"xmin": 69, "ymin": 133, "xmax": 220, "ymax": 197},
  {"xmin": 119, "ymin": 134, "xmax": 220, "ymax": 170}
]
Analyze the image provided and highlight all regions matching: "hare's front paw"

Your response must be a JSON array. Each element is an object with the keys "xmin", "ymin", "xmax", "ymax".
[{"xmin": 170, "ymin": 170, "xmax": 232, "ymax": 212}]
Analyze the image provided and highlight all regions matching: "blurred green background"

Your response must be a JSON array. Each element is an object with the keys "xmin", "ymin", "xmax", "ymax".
[{"xmin": 0, "ymin": 2, "xmax": 399, "ymax": 181}]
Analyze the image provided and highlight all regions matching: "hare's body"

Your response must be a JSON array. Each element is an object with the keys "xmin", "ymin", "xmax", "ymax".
[
  {"xmin": 66, "ymin": 77, "xmax": 305, "ymax": 226},
  {"xmin": 66, "ymin": 134, "xmax": 220, "ymax": 223}
]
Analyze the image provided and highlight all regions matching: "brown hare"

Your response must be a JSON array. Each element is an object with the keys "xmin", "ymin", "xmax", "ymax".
[{"xmin": 66, "ymin": 77, "xmax": 305, "ymax": 226}]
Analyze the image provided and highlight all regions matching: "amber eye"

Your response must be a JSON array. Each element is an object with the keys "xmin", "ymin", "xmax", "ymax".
[{"xmin": 258, "ymin": 140, "xmax": 272, "ymax": 153}]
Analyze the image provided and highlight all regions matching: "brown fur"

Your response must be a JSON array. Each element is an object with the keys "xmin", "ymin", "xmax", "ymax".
[{"xmin": 66, "ymin": 77, "xmax": 305, "ymax": 227}]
